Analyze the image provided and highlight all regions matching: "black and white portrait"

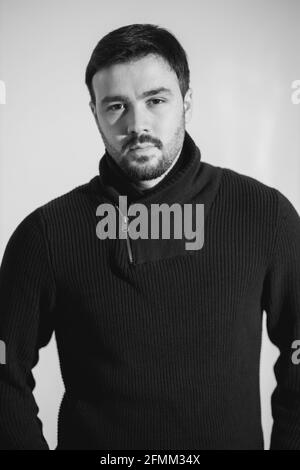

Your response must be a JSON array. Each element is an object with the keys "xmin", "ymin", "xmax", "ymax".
[{"xmin": 0, "ymin": 0, "xmax": 300, "ymax": 451}]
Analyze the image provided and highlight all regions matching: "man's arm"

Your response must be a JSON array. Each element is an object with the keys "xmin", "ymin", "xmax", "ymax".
[
  {"xmin": 0, "ymin": 209, "xmax": 56, "ymax": 449},
  {"xmin": 262, "ymin": 190, "xmax": 300, "ymax": 450}
]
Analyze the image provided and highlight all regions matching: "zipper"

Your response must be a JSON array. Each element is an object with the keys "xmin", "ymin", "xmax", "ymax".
[{"xmin": 115, "ymin": 204, "xmax": 134, "ymax": 264}]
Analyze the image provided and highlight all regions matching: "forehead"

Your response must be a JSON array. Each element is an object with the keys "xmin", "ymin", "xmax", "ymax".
[{"xmin": 92, "ymin": 54, "xmax": 180, "ymax": 100}]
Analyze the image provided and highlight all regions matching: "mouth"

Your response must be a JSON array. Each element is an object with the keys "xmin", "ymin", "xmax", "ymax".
[{"xmin": 129, "ymin": 144, "xmax": 155, "ymax": 150}]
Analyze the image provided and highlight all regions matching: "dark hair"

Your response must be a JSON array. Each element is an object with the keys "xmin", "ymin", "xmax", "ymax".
[{"xmin": 85, "ymin": 23, "xmax": 190, "ymax": 104}]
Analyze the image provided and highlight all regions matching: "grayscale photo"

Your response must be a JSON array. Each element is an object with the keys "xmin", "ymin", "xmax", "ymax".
[{"xmin": 0, "ymin": 0, "xmax": 300, "ymax": 453}]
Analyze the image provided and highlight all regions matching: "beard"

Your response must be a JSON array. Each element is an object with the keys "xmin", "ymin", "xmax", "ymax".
[{"xmin": 98, "ymin": 113, "xmax": 186, "ymax": 182}]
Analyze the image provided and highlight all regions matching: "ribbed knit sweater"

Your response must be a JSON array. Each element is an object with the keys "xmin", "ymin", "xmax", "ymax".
[{"xmin": 1, "ymin": 131, "xmax": 300, "ymax": 450}]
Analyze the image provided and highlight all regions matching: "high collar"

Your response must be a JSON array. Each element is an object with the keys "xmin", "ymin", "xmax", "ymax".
[
  {"xmin": 89, "ymin": 130, "xmax": 223, "ymax": 265},
  {"xmin": 97, "ymin": 130, "xmax": 205, "ymax": 206}
]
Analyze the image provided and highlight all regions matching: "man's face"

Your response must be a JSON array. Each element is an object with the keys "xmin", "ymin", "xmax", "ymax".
[{"xmin": 90, "ymin": 54, "xmax": 192, "ymax": 182}]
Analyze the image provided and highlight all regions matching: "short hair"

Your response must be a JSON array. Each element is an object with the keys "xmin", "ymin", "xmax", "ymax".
[{"xmin": 85, "ymin": 23, "xmax": 190, "ymax": 104}]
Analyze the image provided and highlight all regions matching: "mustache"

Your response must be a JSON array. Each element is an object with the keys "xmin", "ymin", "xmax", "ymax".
[{"xmin": 123, "ymin": 135, "xmax": 162, "ymax": 151}]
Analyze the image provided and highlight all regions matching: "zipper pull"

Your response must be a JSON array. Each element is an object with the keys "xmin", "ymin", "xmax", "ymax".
[
  {"xmin": 126, "ymin": 231, "xmax": 134, "ymax": 264},
  {"xmin": 115, "ymin": 204, "xmax": 134, "ymax": 264},
  {"xmin": 121, "ymin": 215, "xmax": 128, "ymax": 233}
]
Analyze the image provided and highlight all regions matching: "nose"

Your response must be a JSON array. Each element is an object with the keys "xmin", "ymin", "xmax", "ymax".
[{"xmin": 125, "ymin": 104, "xmax": 150, "ymax": 135}]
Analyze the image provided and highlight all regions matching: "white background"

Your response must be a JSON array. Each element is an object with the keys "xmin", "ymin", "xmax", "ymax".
[{"xmin": 0, "ymin": 0, "xmax": 299, "ymax": 450}]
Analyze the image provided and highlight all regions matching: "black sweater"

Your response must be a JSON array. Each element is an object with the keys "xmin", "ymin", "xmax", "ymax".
[{"xmin": 0, "ymin": 131, "xmax": 300, "ymax": 450}]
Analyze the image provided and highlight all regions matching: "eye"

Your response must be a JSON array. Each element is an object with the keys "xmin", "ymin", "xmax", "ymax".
[
  {"xmin": 107, "ymin": 103, "xmax": 125, "ymax": 112},
  {"xmin": 148, "ymin": 98, "xmax": 165, "ymax": 105}
]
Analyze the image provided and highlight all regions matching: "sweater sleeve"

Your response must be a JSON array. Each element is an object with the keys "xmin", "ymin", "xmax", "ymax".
[
  {"xmin": 262, "ymin": 190, "xmax": 300, "ymax": 450},
  {"xmin": 0, "ymin": 209, "xmax": 56, "ymax": 450}
]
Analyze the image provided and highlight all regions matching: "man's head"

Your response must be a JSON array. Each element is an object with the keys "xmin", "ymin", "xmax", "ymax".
[{"xmin": 85, "ymin": 24, "xmax": 192, "ymax": 183}]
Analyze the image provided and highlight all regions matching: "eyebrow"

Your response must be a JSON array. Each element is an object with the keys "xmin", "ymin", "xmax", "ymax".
[{"xmin": 100, "ymin": 87, "xmax": 173, "ymax": 106}]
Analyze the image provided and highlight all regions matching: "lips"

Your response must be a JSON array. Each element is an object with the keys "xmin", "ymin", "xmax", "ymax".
[{"xmin": 129, "ymin": 144, "xmax": 155, "ymax": 150}]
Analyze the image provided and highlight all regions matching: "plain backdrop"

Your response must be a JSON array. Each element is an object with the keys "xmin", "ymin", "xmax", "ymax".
[{"xmin": 0, "ymin": 0, "xmax": 299, "ymax": 450}]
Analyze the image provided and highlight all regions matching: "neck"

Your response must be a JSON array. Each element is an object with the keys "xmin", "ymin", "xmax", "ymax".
[{"xmin": 131, "ymin": 148, "xmax": 182, "ymax": 191}]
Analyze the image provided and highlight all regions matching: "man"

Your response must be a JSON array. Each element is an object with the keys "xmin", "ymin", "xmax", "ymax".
[{"xmin": 0, "ymin": 23, "xmax": 300, "ymax": 450}]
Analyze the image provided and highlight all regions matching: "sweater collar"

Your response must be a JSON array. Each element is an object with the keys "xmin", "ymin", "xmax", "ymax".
[
  {"xmin": 90, "ymin": 130, "xmax": 223, "ymax": 265},
  {"xmin": 97, "ymin": 130, "xmax": 203, "ymax": 206}
]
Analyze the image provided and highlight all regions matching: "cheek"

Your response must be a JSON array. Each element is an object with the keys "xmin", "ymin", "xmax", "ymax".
[
  {"xmin": 98, "ymin": 112, "xmax": 112, "ymax": 130},
  {"xmin": 98, "ymin": 116, "xmax": 118, "ymax": 138},
  {"xmin": 155, "ymin": 108, "xmax": 182, "ymax": 135}
]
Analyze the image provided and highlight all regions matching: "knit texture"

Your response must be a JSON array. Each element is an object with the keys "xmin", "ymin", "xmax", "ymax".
[{"xmin": 0, "ymin": 131, "xmax": 300, "ymax": 450}]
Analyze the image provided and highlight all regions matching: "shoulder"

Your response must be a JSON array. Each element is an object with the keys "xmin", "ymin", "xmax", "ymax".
[
  {"xmin": 219, "ymin": 165, "xmax": 277, "ymax": 197},
  {"xmin": 217, "ymin": 165, "xmax": 282, "ymax": 213},
  {"xmin": 4, "ymin": 177, "xmax": 99, "ymax": 247},
  {"xmin": 37, "ymin": 177, "xmax": 98, "ymax": 215},
  {"xmin": 221, "ymin": 165, "xmax": 298, "ymax": 212},
  {"xmin": 207, "ymin": 165, "xmax": 298, "ymax": 236}
]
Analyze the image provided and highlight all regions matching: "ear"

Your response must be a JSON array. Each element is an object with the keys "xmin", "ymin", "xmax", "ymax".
[
  {"xmin": 183, "ymin": 88, "xmax": 192, "ymax": 124},
  {"xmin": 89, "ymin": 100, "xmax": 100, "ymax": 129},
  {"xmin": 89, "ymin": 100, "xmax": 97, "ymax": 117}
]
